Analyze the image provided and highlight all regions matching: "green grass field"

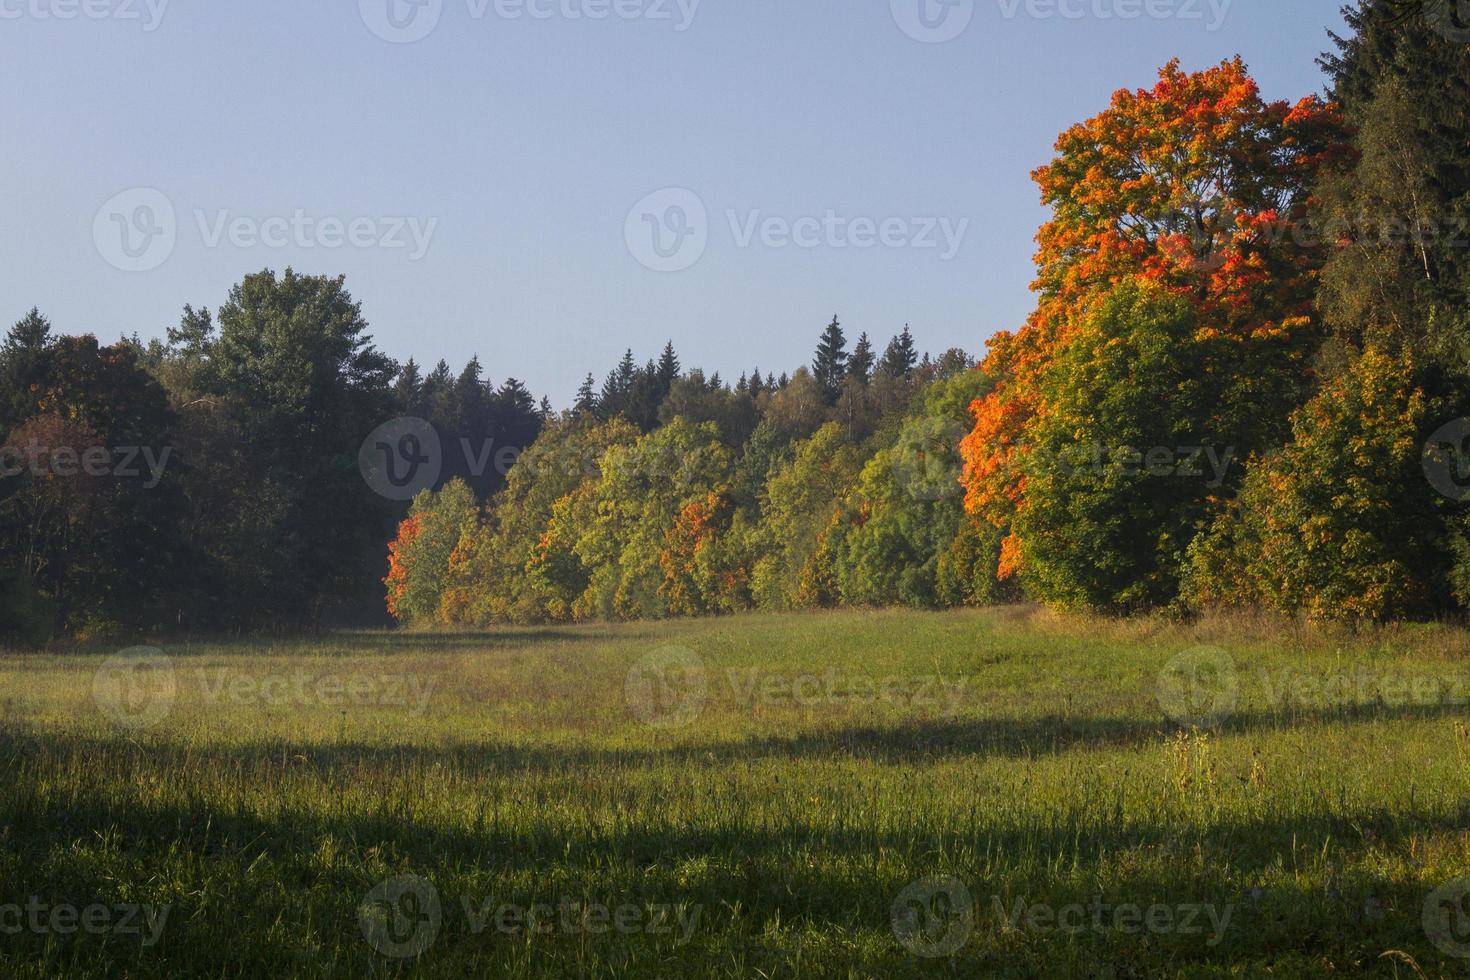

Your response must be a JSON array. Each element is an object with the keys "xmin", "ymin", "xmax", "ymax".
[{"xmin": 3, "ymin": 607, "xmax": 1470, "ymax": 977}]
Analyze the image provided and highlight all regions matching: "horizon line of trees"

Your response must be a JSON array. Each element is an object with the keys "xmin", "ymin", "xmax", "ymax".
[
  {"xmin": 384, "ymin": 1, "xmax": 1470, "ymax": 629},
  {"xmin": 385, "ymin": 319, "xmax": 993, "ymax": 627},
  {"xmin": 5, "ymin": 1, "xmax": 1469, "ymax": 642},
  {"xmin": 0, "ymin": 265, "xmax": 967, "ymax": 642}
]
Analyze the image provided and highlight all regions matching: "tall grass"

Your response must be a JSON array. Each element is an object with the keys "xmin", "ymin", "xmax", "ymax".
[{"xmin": 0, "ymin": 607, "xmax": 1467, "ymax": 977}]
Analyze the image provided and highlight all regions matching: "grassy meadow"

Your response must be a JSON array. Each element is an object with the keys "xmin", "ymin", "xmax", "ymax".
[{"xmin": 2, "ymin": 606, "xmax": 1470, "ymax": 977}]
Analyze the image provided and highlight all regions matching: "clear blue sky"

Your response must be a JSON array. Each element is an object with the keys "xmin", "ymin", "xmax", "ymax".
[{"xmin": 1, "ymin": 0, "xmax": 1347, "ymax": 405}]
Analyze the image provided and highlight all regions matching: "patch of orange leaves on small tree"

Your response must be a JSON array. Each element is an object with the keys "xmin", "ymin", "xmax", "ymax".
[{"xmin": 383, "ymin": 513, "xmax": 424, "ymax": 619}]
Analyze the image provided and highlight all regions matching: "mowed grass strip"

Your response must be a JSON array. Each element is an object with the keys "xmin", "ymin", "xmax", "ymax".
[{"xmin": 1, "ymin": 607, "xmax": 1469, "ymax": 977}]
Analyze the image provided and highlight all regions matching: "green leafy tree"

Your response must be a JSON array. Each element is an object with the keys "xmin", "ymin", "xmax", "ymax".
[
  {"xmin": 1186, "ymin": 349, "xmax": 1443, "ymax": 620},
  {"xmin": 571, "ymin": 418, "xmax": 733, "ymax": 620},
  {"xmin": 202, "ymin": 268, "xmax": 398, "ymax": 625},
  {"xmin": 752, "ymin": 422, "xmax": 863, "ymax": 609},
  {"xmin": 0, "ymin": 334, "xmax": 184, "ymax": 634},
  {"xmin": 1013, "ymin": 280, "xmax": 1250, "ymax": 611},
  {"xmin": 830, "ymin": 367, "xmax": 993, "ymax": 607},
  {"xmin": 383, "ymin": 479, "xmax": 480, "ymax": 625}
]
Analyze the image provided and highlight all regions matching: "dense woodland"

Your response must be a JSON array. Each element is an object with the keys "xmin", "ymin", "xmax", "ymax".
[{"xmin": 4, "ymin": 0, "xmax": 1469, "ymax": 642}]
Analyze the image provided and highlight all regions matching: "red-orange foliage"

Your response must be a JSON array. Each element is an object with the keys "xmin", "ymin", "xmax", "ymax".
[
  {"xmin": 659, "ymin": 491, "xmax": 732, "ymax": 616},
  {"xmin": 961, "ymin": 58, "xmax": 1349, "ymax": 576},
  {"xmin": 383, "ymin": 514, "xmax": 423, "ymax": 618}
]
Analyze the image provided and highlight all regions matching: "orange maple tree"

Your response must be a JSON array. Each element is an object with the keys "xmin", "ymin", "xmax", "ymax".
[{"xmin": 961, "ymin": 58, "xmax": 1349, "ymax": 578}]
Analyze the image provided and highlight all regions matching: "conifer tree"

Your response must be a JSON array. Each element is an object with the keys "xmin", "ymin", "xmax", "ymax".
[
  {"xmin": 849, "ymin": 332, "xmax": 875, "ymax": 385},
  {"xmin": 812, "ymin": 315, "xmax": 848, "ymax": 402},
  {"xmin": 879, "ymin": 326, "xmax": 918, "ymax": 379},
  {"xmin": 574, "ymin": 373, "xmax": 599, "ymax": 416}
]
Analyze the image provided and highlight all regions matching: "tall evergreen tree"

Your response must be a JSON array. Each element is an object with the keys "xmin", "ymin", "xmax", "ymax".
[
  {"xmin": 452, "ymin": 357, "xmax": 487, "ymax": 420},
  {"xmin": 422, "ymin": 360, "xmax": 453, "ymax": 422},
  {"xmin": 812, "ymin": 315, "xmax": 848, "ymax": 402},
  {"xmin": 849, "ymin": 332, "xmax": 875, "ymax": 385},
  {"xmin": 600, "ymin": 349, "xmax": 639, "ymax": 418},
  {"xmin": 493, "ymin": 378, "xmax": 545, "ymax": 466},
  {"xmin": 0, "ymin": 308, "xmax": 53, "ymax": 431},
  {"xmin": 574, "ymin": 373, "xmax": 599, "ymax": 416},
  {"xmin": 656, "ymin": 341, "xmax": 680, "ymax": 390},
  {"xmin": 394, "ymin": 358, "xmax": 424, "ymax": 413},
  {"xmin": 879, "ymin": 326, "xmax": 918, "ymax": 379}
]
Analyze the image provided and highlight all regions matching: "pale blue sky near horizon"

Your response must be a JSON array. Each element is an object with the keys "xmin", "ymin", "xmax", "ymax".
[{"xmin": 1, "ymin": 0, "xmax": 1348, "ymax": 405}]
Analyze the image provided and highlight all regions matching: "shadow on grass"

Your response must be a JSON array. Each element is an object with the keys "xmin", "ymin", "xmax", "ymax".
[
  {"xmin": 0, "ymin": 733, "xmax": 1458, "ymax": 979},
  {"xmin": 0, "ymin": 705, "xmax": 1464, "ymax": 977},
  {"xmin": 2, "ymin": 695, "xmax": 1466, "ymax": 774}
]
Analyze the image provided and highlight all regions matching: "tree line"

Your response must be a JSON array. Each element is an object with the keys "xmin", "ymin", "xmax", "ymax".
[
  {"xmin": 0, "ymin": 270, "xmax": 546, "ymax": 643},
  {"xmin": 385, "ymin": 1, "xmax": 1470, "ymax": 628},
  {"xmin": 5, "ymin": 1, "xmax": 1469, "ymax": 641},
  {"xmin": 385, "ymin": 321, "xmax": 989, "ymax": 626}
]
